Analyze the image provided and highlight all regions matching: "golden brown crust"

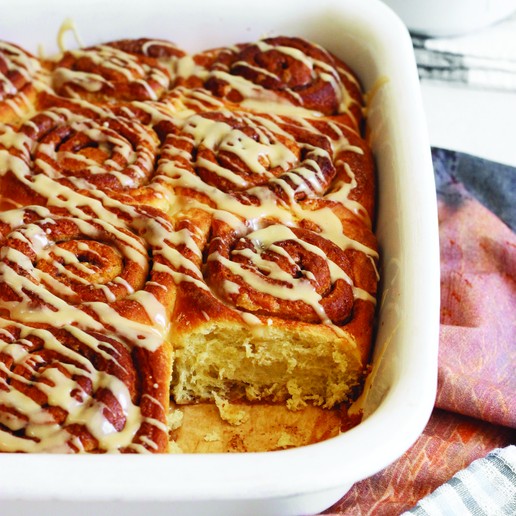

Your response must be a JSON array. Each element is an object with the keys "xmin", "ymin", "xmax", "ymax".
[
  {"xmin": 50, "ymin": 39, "xmax": 185, "ymax": 103},
  {"xmin": 0, "ymin": 41, "xmax": 46, "ymax": 126},
  {"xmin": 171, "ymin": 402, "xmax": 351, "ymax": 453}
]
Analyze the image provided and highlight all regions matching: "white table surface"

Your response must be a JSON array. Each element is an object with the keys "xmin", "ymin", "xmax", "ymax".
[{"xmin": 420, "ymin": 81, "xmax": 516, "ymax": 167}]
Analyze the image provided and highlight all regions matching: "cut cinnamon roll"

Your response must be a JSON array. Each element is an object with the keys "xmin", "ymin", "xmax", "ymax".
[
  {"xmin": 170, "ymin": 200, "xmax": 378, "ymax": 409},
  {"xmin": 177, "ymin": 36, "xmax": 364, "ymax": 131}
]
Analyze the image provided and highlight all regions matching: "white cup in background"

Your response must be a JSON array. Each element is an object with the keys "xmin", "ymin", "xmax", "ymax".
[{"xmin": 381, "ymin": 0, "xmax": 516, "ymax": 36}]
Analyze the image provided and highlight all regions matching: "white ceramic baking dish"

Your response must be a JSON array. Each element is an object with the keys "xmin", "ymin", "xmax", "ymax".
[{"xmin": 0, "ymin": 0, "xmax": 440, "ymax": 514}]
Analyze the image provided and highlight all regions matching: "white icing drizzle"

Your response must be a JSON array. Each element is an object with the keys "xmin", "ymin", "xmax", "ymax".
[
  {"xmin": 53, "ymin": 44, "xmax": 170, "ymax": 101},
  {"xmin": 56, "ymin": 18, "xmax": 84, "ymax": 54},
  {"xmin": 177, "ymin": 38, "xmax": 362, "ymax": 120},
  {"xmin": 0, "ymin": 41, "xmax": 41, "ymax": 100},
  {"xmin": 0, "ymin": 318, "xmax": 148, "ymax": 452},
  {"xmin": 0, "ymin": 35, "xmax": 377, "ymax": 452}
]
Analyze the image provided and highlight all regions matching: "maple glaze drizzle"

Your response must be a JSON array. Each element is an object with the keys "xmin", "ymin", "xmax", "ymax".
[
  {"xmin": 0, "ymin": 191, "xmax": 182, "ymax": 451},
  {"xmin": 0, "ymin": 319, "xmax": 145, "ymax": 452},
  {"xmin": 0, "ymin": 35, "xmax": 377, "ymax": 452}
]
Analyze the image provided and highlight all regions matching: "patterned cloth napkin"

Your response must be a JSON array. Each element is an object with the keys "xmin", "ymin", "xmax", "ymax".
[
  {"xmin": 405, "ymin": 446, "xmax": 516, "ymax": 515},
  {"xmin": 323, "ymin": 148, "xmax": 516, "ymax": 515}
]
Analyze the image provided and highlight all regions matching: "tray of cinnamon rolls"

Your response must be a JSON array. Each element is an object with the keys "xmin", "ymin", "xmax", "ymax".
[{"xmin": 0, "ymin": 0, "xmax": 439, "ymax": 514}]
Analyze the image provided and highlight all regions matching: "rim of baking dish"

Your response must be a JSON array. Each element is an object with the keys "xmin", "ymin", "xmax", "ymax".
[{"xmin": 0, "ymin": 0, "xmax": 440, "ymax": 505}]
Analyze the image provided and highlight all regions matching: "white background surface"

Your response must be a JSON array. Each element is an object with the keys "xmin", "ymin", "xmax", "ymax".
[
  {"xmin": 421, "ymin": 81, "xmax": 516, "ymax": 167},
  {"xmin": 383, "ymin": 0, "xmax": 516, "ymax": 168}
]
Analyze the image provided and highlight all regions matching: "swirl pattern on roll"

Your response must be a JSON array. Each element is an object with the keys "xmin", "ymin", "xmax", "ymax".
[
  {"xmin": 0, "ymin": 320, "xmax": 168, "ymax": 453},
  {"xmin": 204, "ymin": 201, "xmax": 377, "ymax": 326},
  {"xmin": 51, "ymin": 39, "xmax": 186, "ymax": 102},
  {"xmin": 178, "ymin": 36, "xmax": 364, "ymax": 130},
  {"xmin": 159, "ymin": 110, "xmax": 325, "ymax": 192},
  {"xmin": 0, "ymin": 100, "xmax": 173, "ymax": 209},
  {"xmin": 156, "ymin": 109, "xmax": 374, "ymax": 224},
  {"xmin": 0, "ymin": 202, "xmax": 180, "ymax": 329},
  {"xmin": 0, "ymin": 41, "xmax": 46, "ymax": 125},
  {"xmin": 0, "ymin": 208, "xmax": 147, "ymax": 307}
]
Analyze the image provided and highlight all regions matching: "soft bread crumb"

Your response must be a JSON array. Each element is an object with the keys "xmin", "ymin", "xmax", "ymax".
[
  {"xmin": 173, "ymin": 322, "xmax": 363, "ymax": 409},
  {"xmin": 167, "ymin": 440, "xmax": 183, "ymax": 454},
  {"xmin": 167, "ymin": 408, "xmax": 184, "ymax": 430},
  {"xmin": 214, "ymin": 393, "xmax": 249, "ymax": 426},
  {"xmin": 203, "ymin": 431, "xmax": 221, "ymax": 442},
  {"xmin": 276, "ymin": 432, "xmax": 296, "ymax": 449},
  {"xmin": 286, "ymin": 380, "xmax": 309, "ymax": 411}
]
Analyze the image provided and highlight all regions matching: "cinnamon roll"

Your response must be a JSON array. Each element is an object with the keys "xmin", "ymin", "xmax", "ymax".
[
  {"xmin": 0, "ymin": 100, "xmax": 171, "ymax": 210},
  {"xmin": 0, "ymin": 201, "xmax": 181, "ymax": 322},
  {"xmin": 177, "ymin": 36, "xmax": 364, "ymax": 131},
  {"xmin": 0, "ymin": 41, "xmax": 47, "ymax": 126},
  {"xmin": 156, "ymin": 109, "xmax": 374, "ymax": 224},
  {"xmin": 170, "ymin": 200, "xmax": 378, "ymax": 409},
  {"xmin": 50, "ymin": 38, "xmax": 185, "ymax": 103}
]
